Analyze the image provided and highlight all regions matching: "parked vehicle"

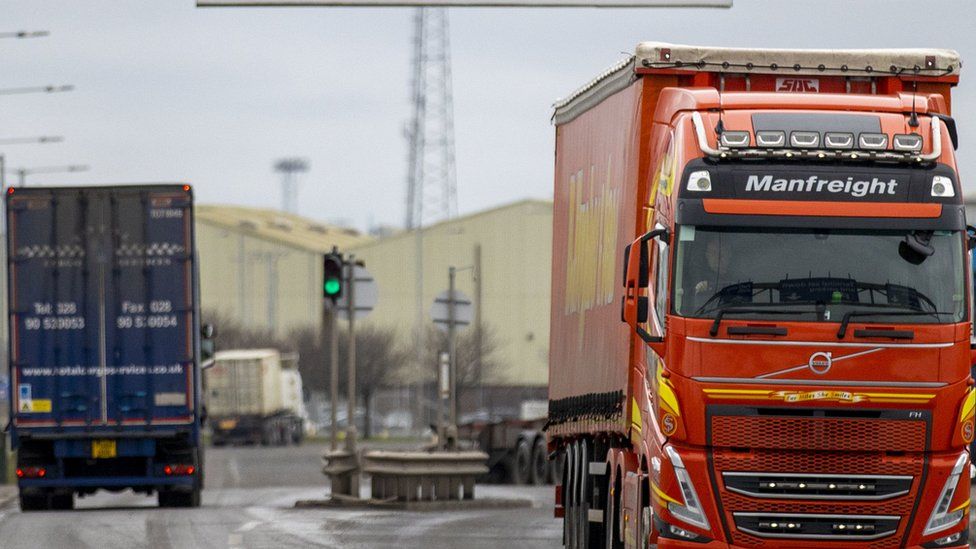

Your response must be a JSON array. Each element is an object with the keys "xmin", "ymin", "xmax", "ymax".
[
  {"xmin": 549, "ymin": 43, "xmax": 972, "ymax": 548},
  {"xmin": 205, "ymin": 349, "xmax": 305, "ymax": 446},
  {"xmin": 6, "ymin": 184, "xmax": 209, "ymax": 510}
]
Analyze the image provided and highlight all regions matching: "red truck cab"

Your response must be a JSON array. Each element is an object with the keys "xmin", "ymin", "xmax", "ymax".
[{"xmin": 549, "ymin": 43, "xmax": 972, "ymax": 549}]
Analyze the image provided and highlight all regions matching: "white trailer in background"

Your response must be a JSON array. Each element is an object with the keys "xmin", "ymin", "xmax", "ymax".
[{"xmin": 205, "ymin": 349, "xmax": 305, "ymax": 446}]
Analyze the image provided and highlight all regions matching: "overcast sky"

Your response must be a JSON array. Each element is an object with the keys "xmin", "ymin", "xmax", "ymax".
[{"xmin": 1, "ymin": 0, "xmax": 974, "ymax": 230}]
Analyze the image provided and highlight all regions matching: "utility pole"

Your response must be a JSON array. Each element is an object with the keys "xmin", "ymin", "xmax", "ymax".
[
  {"xmin": 473, "ymin": 244, "xmax": 483, "ymax": 414},
  {"xmin": 448, "ymin": 266, "xmax": 458, "ymax": 440}
]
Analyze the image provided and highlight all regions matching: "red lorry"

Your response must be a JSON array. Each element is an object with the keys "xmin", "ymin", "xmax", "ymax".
[{"xmin": 548, "ymin": 43, "xmax": 972, "ymax": 548}]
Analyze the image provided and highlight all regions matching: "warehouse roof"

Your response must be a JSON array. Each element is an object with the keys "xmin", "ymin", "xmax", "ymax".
[
  {"xmin": 348, "ymin": 199, "xmax": 552, "ymax": 251},
  {"xmin": 196, "ymin": 204, "xmax": 373, "ymax": 253}
]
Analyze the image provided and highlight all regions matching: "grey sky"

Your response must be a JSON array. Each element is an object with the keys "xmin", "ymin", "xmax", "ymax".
[{"xmin": 1, "ymin": 0, "xmax": 974, "ymax": 230}]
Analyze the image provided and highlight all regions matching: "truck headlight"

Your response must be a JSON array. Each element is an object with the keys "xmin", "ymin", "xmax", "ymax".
[
  {"xmin": 923, "ymin": 453, "xmax": 969, "ymax": 536},
  {"xmin": 664, "ymin": 445, "xmax": 710, "ymax": 530}
]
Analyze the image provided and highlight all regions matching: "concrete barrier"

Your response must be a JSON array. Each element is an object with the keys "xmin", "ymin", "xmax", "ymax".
[{"xmin": 361, "ymin": 450, "xmax": 489, "ymax": 502}]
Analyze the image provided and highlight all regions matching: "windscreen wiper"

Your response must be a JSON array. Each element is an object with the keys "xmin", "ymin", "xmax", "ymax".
[
  {"xmin": 836, "ymin": 309, "xmax": 954, "ymax": 339},
  {"xmin": 708, "ymin": 302, "xmax": 819, "ymax": 337}
]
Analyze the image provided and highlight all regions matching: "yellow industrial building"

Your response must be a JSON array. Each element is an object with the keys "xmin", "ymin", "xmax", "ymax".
[
  {"xmin": 349, "ymin": 199, "xmax": 552, "ymax": 387},
  {"xmin": 193, "ymin": 200, "xmax": 553, "ymax": 389}
]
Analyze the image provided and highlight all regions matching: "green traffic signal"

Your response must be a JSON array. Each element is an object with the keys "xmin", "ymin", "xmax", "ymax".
[
  {"xmin": 323, "ymin": 252, "xmax": 344, "ymax": 301},
  {"xmin": 324, "ymin": 278, "xmax": 341, "ymax": 296}
]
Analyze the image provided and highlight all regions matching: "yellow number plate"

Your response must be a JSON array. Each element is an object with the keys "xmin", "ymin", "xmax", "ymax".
[
  {"xmin": 91, "ymin": 439, "xmax": 117, "ymax": 459},
  {"xmin": 218, "ymin": 419, "xmax": 238, "ymax": 430}
]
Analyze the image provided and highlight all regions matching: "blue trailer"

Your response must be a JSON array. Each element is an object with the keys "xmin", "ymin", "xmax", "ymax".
[{"xmin": 5, "ymin": 185, "xmax": 206, "ymax": 510}]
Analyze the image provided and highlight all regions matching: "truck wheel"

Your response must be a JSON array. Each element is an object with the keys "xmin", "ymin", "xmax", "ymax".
[
  {"xmin": 550, "ymin": 450, "xmax": 565, "ymax": 485},
  {"xmin": 514, "ymin": 439, "xmax": 532, "ymax": 485},
  {"xmin": 159, "ymin": 487, "xmax": 201, "ymax": 508},
  {"xmin": 18, "ymin": 493, "xmax": 48, "ymax": 512},
  {"xmin": 603, "ymin": 474, "xmax": 623, "ymax": 549},
  {"xmin": 530, "ymin": 437, "xmax": 548, "ymax": 486},
  {"xmin": 564, "ymin": 442, "xmax": 578, "ymax": 548}
]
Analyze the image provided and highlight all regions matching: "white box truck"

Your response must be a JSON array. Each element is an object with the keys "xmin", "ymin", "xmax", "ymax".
[{"xmin": 205, "ymin": 349, "xmax": 305, "ymax": 446}]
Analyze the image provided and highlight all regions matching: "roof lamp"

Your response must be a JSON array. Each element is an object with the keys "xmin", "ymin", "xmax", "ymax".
[
  {"xmin": 790, "ymin": 131, "xmax": 820, "ymax": 148},
  {"xmin": 824, "ymin": 132, "xmax": 854, "ymax": 149},
  {"xmin": 893, "ymin": 133, "xmax": 923, "ymax": 152},
  {"xmin": 756, "ymin": 131, "xmax": 786, "ymax": 148},
  {"xmin": 720, "ymin": 131, "xmax": 750, "ymax": 148},
  {"xmin": 858, "ymin": 133, "xmax": 889, "ymax": 150}
]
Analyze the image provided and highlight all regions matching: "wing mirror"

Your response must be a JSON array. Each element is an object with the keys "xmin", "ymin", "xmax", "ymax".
[{"xmin": 622, "ymin": 227, "xmax": 670, "ymax": 356}]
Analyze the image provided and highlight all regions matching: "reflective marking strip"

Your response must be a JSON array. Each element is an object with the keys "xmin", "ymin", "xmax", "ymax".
[
  {"xmin": 651, "ymin": 482, "xmax": 681, "ymax": 506},
  {"xmin": 960, "ymin": 389, "xmax": 976, "ymax": 421}
]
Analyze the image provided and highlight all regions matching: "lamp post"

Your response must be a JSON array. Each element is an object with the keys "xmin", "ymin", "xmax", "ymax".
[
  {"xmin": 13, "ymin": 164, "xmax": 89, "ymax": 187},
  {"xmin": 0, "ymin": 30, "xmax": 49, "ymax": 40},
  {"xmin": 0, "ymin": 85, "xmax": 73, "ymax": 96}
]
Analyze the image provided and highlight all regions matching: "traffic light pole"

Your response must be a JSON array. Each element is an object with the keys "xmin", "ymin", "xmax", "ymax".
[
  {"xmin": 328, "ymin": 301, "xmax": 339, "ymax": 452},
  {"xmin": 344, "ymin": 254, "xmax": 361, "ymax": 497}
]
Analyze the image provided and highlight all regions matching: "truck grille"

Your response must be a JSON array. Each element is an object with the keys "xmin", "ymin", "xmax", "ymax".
[
  {"xmin": 722, "ymin": 472, "xmax": 912, "ymax": 501},
  {"xmin": 733, "ymin": 513, "xmax": 900, "ymax": 541},
  {"xmin": 708, "ymin": 406, "xmax": 928, "ymax": 548}
]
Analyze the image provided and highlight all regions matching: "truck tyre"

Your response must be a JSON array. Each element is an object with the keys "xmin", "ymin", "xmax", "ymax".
[
  {"xmin": 576, "ymin": 440, "xmax": 592, "ymax": 549},
  {"xmin": 530, "ymin": 437, "xmax": 548, "ymax": 486},
  {"xmin": 551, "ymin": 450, "xmax": 565, "ymax": 485},
  {"xmin": 18, "ymin": 493, "xmax": 47, "ymax": 512},
  {"xmin": 564, "ymin": 441, "xmax": 578, "ymax": 548},
  {"xmin": 513, "ymin": 439, "xmax": 532, "ymax": 485},
  {"xmin": 603, "ymin": 473, "xmax": 623, "ymax": 549},
  {"xmin": 159, "ymin": 487, "xmax": 201, "ymax": 508}
]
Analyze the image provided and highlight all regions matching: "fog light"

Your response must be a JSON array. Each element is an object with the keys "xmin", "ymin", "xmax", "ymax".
[
  {"xmin": 933, "ymin": 531, "xmax": 963, "ymax": 546},
  {"xmin": 669, "ymin": 525, "xmax": 698, "ymax": 540}
]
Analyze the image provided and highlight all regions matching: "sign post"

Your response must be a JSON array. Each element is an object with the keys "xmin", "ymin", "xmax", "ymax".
[{"xmin": 430, "ymin": 270, "xmax": 473, "ymax": 449}]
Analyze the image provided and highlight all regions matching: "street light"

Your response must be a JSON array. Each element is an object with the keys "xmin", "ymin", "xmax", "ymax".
[
  {"xmin": 11, "ymin": 164, "xmax": 89, "ymax": 187},
  {"xmin": 0, "ymin": 85, "xmax": 74, "ymax": 96},
  {"xmin": 0, "ymin": 30, "xmax": 49, "ymax": 39},
  {"xmin": 0, "ymin": 136, "xmax": 63, "ymax": 146}
]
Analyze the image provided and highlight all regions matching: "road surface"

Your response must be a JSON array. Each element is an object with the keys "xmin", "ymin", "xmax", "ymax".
[{"xmin": 0, "ymin": 443, "xmax": 561, "ymax": 549}]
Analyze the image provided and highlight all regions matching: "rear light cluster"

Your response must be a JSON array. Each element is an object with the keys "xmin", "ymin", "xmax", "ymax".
[
  {"xmin": 16, "ymin": 466, "xmax": 46, "ymax": 478},
  {"xmin": 163, "ymin": 464, "xmax": 196, "ymax": 476}
]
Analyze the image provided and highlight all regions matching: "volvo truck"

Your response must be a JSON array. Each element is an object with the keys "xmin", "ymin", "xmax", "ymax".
[{"xmin": 548, "ymin": 44, "xmax": 972, "ymax": 548}]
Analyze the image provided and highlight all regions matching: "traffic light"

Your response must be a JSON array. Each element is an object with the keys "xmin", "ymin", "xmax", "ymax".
[{"xmin": 323, "ymin": 253, "xmax": 344, "ymax": 301}]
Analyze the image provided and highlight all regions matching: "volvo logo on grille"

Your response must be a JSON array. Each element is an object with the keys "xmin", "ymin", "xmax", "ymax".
[{"xmin": 808, "ymin": 352, "xmax": 833, "ymax": 375}]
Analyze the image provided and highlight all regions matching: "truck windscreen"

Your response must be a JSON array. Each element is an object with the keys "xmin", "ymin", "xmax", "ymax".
[{"xmin": 674, "ymin": 226, "xmax": 965, "ymax": 324}]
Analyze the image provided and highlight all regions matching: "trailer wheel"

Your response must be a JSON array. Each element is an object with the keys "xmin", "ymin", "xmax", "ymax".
[
  {"xmin": 564, "ymin": 441, "xmax": 578, "ymax": 548},
  {"xmin": 18, "ymin": 493, "xmax": 48, "ymax": 512},
  {"xmin": 159, "ymin": 487, "xmax": 201, "ymax": 508},
  {"xmin": 530, "ymin": 437, "xmax": 548, "ymax": 485},
  {"xmin": 513, "ymin": 439, "xmax": 533, "ymax": 485}
]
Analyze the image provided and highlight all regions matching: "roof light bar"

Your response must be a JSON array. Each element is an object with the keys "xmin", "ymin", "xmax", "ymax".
[
  {"xmin": 790, "ymin": 131, "xmax": 820, "ymax": 149},
  {"xmin": 858, "ymin": 133, "xmax": 889, "ymax": 150},
  {"xmin": 756, "ymin": 131, "xmax": 786, "ymax": 148},
  {"xmin": 824, "ymin": 132, "xmax": 854, "ymax": 150}
]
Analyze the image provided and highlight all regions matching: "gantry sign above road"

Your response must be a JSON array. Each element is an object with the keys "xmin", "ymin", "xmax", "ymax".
[{"xmin": 199, "ymin": 0, "xmax": 729, "ymax": 8}]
